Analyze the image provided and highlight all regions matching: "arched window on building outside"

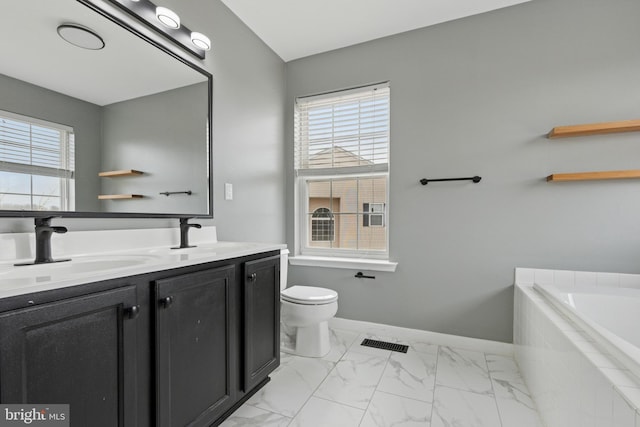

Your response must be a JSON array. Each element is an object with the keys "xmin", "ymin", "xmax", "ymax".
[{"xmin": 311, "ymin": 207, "xmax": 334, "ymax": 241}]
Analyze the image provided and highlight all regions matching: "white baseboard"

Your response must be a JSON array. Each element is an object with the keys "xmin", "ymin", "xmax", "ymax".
[{"xmin": 329, "ymin": 317, "xmax": 513, "ymax": 356}]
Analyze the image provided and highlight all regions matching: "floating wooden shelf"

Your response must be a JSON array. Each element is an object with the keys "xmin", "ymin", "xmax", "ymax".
[
  {"xmin": 98, "ymin": 194, "xmax": 144, "ymax": 200},
  {"xmin": 546, "ymin": 169, "xmax": 640, "ymax": 182},
  {"xmin": 98, "ymin": 169, "xmax": 143, "ymax": 177},
  {"xmin": 548, "ymin": 119, "xmax": 640, "ymax": 139}
]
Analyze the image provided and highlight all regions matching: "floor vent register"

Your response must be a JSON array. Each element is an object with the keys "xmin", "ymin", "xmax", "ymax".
[{"xmin": 360, "ymin": 338, "xmax": 409, "ymax": 353}]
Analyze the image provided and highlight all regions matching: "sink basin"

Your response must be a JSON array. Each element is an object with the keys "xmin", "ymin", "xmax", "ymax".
[
  {"xmin": 51, "ymin": 256, "xmax": 156, "ymax": 274},
  {"xmin": 0, "ymin": 255, "xmax": 159, "ymax": 283}
]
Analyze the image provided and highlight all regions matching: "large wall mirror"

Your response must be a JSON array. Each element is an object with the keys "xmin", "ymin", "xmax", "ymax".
[{"xmin": 0, "ymin": 0, "xmax": 212, "ymax": 218}]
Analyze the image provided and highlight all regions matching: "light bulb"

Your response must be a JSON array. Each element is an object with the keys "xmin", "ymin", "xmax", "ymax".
[
  {"xmin": 156, "ymin": 6, "xmax": 180, "ymax": 29},
  {"xmin": 190, "ymin": 32, "xmax": 211, "ymax": 51}
]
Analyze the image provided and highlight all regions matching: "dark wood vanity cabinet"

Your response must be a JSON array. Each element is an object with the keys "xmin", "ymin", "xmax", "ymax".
[
  {"xmin": 0, "ymin": 250, "xmax": 281, "ymax": 427},
  {"xmin": 155, "ymin": 265, "xmax": 236, "ymax": 427},
  {"xmin": 0, "ymin": 285, "xmax": 139, "ymax": 427},
  {"xmin": 243, "ymin": 255, "xmax": 280, "ymax": 392}
]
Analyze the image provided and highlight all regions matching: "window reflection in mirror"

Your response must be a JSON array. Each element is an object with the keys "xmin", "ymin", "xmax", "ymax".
[{"xmin": 0, "ymin": 110, "xmax": 75, "ymax": 211}]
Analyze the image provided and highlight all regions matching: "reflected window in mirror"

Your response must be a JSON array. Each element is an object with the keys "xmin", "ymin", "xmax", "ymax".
[{"xmin": 0, "ymin": 110, "xmax": 75, "ymax": 211}]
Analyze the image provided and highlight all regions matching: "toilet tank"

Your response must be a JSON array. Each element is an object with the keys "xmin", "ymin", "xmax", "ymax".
[{"xmin": 280, "ymin": 249, "xmax": 289, "ymax": 291}]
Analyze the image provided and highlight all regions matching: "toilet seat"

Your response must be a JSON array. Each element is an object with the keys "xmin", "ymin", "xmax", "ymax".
[{"xmin": 281, "ymin": 285, "xmax": 338, "ymax": 305}]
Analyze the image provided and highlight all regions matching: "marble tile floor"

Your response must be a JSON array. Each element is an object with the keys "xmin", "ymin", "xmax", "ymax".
[{"xmin": 220, "ymin": 326, "xmax": 543, "ymax": 427}]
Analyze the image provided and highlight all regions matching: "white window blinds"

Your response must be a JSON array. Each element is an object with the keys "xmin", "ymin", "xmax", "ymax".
[
  {"xmin": 0, "ymin": 110, "xmax": 75, "ymax": 211},
  {"xmin": 294, "ymin": 83, "xmax": 390, "ymax": 174},
  {"xmin": 0, "ymin": 110, "xmax": 75, "ymax": 179}
]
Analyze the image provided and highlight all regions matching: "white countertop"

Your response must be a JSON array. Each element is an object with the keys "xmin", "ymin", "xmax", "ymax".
[{"xmin": 0, "ymin": 226, "xmax": 286, "ymax": 299}]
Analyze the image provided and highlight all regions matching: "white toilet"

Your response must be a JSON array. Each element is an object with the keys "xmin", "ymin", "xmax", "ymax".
[{"xmin": 280, "ymin": 250, "xmax": 338, "ymax": 357}]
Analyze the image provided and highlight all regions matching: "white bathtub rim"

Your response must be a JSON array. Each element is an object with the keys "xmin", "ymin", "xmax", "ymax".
[{"xmin": 533, "ymin": 282, "xmax": 640, "ymax": 383}]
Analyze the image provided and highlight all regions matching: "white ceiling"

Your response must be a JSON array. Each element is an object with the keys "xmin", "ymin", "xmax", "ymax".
[{"xmin": 221, "ymin": 0, "xmax": 533, "ymax": 62}]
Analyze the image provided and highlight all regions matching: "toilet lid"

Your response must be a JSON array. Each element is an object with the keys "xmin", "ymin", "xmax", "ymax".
[{"xmin": 281, "ymin": 286, "xmax": 338, "ymax": 305}]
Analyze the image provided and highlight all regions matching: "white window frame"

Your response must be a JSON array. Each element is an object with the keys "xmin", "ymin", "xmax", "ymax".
[
  {"xmin": 0, "ymin": 109, "xmax": 75, "ymax": 211},
  {"xmin": 293, "ymin": 82, "xmax": 391, "ymax": 262}
]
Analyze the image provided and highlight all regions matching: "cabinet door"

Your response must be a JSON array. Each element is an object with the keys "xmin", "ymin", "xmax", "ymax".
[
  {"xmin": 155, "ymin": 265, "xmax": 235, "ymax": 427},
  {"xmin": 0, "ymin": 286, "xmax": 139, "ymax": 427},
  {"xmin": 243, "ymin": 255, "xmax": 280, "ymax": 392}
]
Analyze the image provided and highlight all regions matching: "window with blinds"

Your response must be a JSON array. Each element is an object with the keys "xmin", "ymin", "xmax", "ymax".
[
  {"xmin": 294, "ymin": 83, "xmax": 390, "ymax": 258},
  {"xmin": 0, "ymin": 110, "xmax": 75, "ymax": 211},
  {"xmin": 294, "ymin": 83, "xmax": 389, "ymax": 173}
]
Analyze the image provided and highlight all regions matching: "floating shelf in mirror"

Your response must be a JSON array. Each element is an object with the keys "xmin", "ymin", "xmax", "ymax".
[
  {"xmin": 98, "ymin": 194, "xmax": 144, "ymax": 200},
  {"xmin": 99, "ymin": 170, "xmax": 144, "ymax": 177},
  {"xmin": 0, "ymin": 0, "xmax": 212, "ymax": 219}
]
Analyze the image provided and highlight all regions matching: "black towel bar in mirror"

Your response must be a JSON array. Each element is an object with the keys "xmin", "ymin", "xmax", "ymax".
[{"xmin": 159, "ymin": 191, "xmax": 193, "ymax": 196}]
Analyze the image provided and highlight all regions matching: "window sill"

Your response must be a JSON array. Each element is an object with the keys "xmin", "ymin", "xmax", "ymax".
[{"xmin": 288, "ymin": 256, "xmax": 398, "ymax": 272}]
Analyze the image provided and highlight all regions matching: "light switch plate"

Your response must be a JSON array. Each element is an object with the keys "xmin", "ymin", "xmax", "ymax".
[{"xmin": 224, "ymin": 183, "xmax": 233, "ymax": 200}]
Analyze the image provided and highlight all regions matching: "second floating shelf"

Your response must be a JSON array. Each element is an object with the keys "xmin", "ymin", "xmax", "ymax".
[
  {"xmin": 98, "ymin": 194, "xmax": 144, "ymax": 200},
  {"xmin": 547, "ymin": 169, "xmax": 640, "ymax": 182},
  {"xmin": 99, "ymin": 169, "xmax": 144, "ymax": 177}
]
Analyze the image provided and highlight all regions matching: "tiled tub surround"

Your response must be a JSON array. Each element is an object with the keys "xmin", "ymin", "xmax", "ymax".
[
  {"xmin": 222, "ymin": 318, "xmax": 543, "ymax": 427},
  {"xmin": 0, "ymin": 226, "xmax": 285, "ymax": 298},
  {"xmin": 515, "ymin": 268, "xmax": 640, "ymax": 427}
]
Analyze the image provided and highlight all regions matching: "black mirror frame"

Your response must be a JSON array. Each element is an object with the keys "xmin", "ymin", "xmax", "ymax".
[{"xmin": 0, "ymin": 0, "xmax": 213, "ymax": 220}]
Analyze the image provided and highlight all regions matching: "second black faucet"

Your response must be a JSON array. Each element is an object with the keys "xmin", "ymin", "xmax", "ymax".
[{"xmin": 173, "ymin": 218, "xmax": 202, "ymax": 249}]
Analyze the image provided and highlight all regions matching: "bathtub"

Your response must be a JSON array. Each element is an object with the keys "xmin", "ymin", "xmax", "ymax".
[
  {"xmin": 514, "ymin": 271, "xmax": 640, "ymax": 426},
  {"xmin": 534, "ymin": 283, "xmax": 640, "ymax": 380}
]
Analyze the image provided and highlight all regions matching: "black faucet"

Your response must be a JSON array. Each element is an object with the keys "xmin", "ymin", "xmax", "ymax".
[
  {"xmin": 173, "ymin": 218, "xmax": 202, "ymax": 249},
  {"xmin": 15, "ymin": 217, "xmax": 71, "ymax": 266}
]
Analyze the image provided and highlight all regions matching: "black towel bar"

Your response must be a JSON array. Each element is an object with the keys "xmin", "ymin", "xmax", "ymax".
[{"xmin": 420, "ymin": 176, "xmax": 481, "ymax": 185}]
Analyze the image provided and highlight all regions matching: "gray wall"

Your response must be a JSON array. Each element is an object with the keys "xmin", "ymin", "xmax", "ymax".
[
  {"xmin": 101, "ymin": 83, "xmax": 209, "ymax": 215},
  {"xmin": 0, "ymin": 0, "xmax": 286, "ymax": 243},
  {"xmin": 285, "ymin": 0, "xmax": 640, "ymax": 342},
  {"xmin": 0, "ymin": 73, "xmax": 101, "ymax": 212}
]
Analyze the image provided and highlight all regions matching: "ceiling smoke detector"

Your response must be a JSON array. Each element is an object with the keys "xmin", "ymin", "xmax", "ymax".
[{"xmin": 57, "ymin": 24, "xmax": 105, "ymax": 50}]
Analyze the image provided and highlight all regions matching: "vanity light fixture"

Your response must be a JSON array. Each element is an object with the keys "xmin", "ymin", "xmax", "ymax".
[
  {"xmin": 155, "ymin": 6, "xmax": 180, "ymax": 29},
  {"xmin": 106, "ymin": 0, "xmax": 211, "ymax": 58},
  {"xmin": 57, "ymin": 24, "xmax": 105, "ymax": 50},
  {"xmin": 190, "ymin": 32, "xmax": 211, "ymax": 51}
]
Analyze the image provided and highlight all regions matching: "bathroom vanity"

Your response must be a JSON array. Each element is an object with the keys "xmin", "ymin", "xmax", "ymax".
[
  {"xmin": 0, "ymin": 229, "xmax": 283, "ymax": 427},
  {"xmin": 0, "ymin": 0, "xmax": 284, "ymax": 424}
]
